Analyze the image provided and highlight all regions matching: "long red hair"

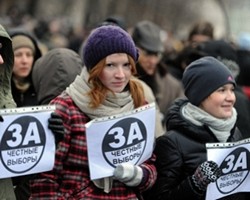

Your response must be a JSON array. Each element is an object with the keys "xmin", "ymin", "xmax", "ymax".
[{"xmin": 87, "ymin": 55, "xmax": 145, "ymax": 108}]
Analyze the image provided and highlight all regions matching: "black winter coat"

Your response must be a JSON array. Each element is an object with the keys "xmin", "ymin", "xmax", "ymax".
[
  {"xmin": 11, "ymin": 82, "xmax": 37, "ymax": 107},
  {"xmin": 146, "ymin": 98, "xmax": 249, "ymax": 200}
]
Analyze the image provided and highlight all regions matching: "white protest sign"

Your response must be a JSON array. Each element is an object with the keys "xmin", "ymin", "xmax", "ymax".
[
  {"xmin": 206, "ymin": 138, "xmax": 250, "ymax": 200},
  {"xmin": 85, "ymin": 103, "xmax": 156, "ymax": 180},
  {"xmin": 0, "ymin": 106, "xmax": 56, "ymax": 179}
]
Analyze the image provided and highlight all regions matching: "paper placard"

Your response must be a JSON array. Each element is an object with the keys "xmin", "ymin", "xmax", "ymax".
[
  {"xmin": 86, "ymin": 103, "xmax": 156, "ymax": 180},
  {"xmin": 0, "ymin": 106, "xmax": 56, "ymax": 179},
  {"xmin": 206, "ymin": 138, "xmax": 250, "ymax": 199}
]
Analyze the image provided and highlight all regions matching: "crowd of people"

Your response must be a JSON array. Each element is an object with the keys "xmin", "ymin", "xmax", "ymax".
[{"xmin": 0, "ymin": 11, "xmax": 250, "ymax": 200}]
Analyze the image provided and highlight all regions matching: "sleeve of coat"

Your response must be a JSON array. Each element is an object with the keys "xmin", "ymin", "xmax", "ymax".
[
  {"xmin": 138, "ymin": 153, "xmax": 157, "ymax": 192},
  {"xmin": 153, "ymin": 134, "xmax": 203, "ymax": 200}
]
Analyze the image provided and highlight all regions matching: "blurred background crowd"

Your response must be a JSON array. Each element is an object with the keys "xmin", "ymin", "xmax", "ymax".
[
  {"xmin": 1, "ymin": 0, "xmax": 250, "ymax": 136},
  {"xmin": 1, "ymin": 0, "xmax": 250, "ymax": 130},
  {"xmin": 1, "ymin": 0, "xmax": 250, "ymax": 54}
]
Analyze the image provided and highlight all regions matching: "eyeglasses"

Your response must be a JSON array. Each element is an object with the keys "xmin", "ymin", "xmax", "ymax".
[{"xmin": 139, "ymin": 47, "xmax": 163, "ymax": 60}]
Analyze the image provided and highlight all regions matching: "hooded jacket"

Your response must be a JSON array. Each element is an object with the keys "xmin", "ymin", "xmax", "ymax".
[
  {"xmin": 0, "ymin": 24, "xmax": 16, "ymax": 200},
  {"xmin": 150, "ymin": 98, "xmax": 247, "ymax": 200},
  {"xmin": 32, "ymin": 48, "xmax": 83, "ymax": 105}
]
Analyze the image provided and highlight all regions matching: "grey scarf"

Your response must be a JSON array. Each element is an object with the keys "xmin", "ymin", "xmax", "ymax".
[
  {"xmin": 182, "ymin": 102, "xmax": 237, "ymax": 142},
  {"xmin": 66, "ymin": 67, "xmax": 134, "ymax": 193},
  {"xmin": 66, "ymin": 67, "xmax": 134, "ymax": 119}
]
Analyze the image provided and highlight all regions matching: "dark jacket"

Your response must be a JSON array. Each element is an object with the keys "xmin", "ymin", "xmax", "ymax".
[
  {"xmin": 9, "ymin": 30, "xmax": 42, "ymax": 107},
  {"xmin": 234, "ymin": 86, "xmax": 250, "ymax": 139},
  {"xmin": 148, "ymin": 98, "xmax": 247, "ymax": 200},
  {"xmin": 136, "ymin": 61, "xmax": 184, "ymax": 125}
]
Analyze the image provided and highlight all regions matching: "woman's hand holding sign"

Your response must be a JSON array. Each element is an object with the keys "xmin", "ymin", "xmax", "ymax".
[
  {"xmin": 114, "ymin": 162, "xmax": 143, "ymax": 186},
  {"xmin": 191, "ymin": 160, "xmax": 222, "ymax": 193}
]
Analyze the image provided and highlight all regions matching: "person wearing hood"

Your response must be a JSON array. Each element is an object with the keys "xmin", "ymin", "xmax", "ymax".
[
  {"xmin": 33, "ymin": 47, "xmax": 83, "ymax": 147},
  {"xmin": 150, "ymin": 57, "xmax": 247, "ymax": 199},
  {"xmin": 10, "ymin": 30, "xmax": 42, "ymax": 107},
  {"xmin": 32, "ymin": 47, "xmax": 83, "ymax": 105},
  {"xmin": 30, "ymin": 25, "xmax": 156, "ymax": 199},
  {"xmin": 0, "ymin": 24, "xmax": 17, "ymax": 200}
]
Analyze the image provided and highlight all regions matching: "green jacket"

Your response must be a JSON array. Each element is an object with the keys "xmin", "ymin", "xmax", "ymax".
[{"xmin": 0, "ymin": 24, "xmax": 16, "ymax": 200}]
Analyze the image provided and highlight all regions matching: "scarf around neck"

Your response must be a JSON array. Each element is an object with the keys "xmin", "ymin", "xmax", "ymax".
[
  {"xmin": 66, "ymin": 67, "xmax": 134, "ymax": 119},
  {"xmin": 13, "ymin": 76, "xmax": 30, "ymax": 92},
  {"xmin": 182, "ymin": 102, "xmax": 237, "ymax": 142}
]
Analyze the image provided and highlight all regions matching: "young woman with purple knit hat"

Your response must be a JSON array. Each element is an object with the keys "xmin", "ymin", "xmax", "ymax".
[{"xmin": 30, "ymin": 25, "xmax": 157, "ymax": 199}]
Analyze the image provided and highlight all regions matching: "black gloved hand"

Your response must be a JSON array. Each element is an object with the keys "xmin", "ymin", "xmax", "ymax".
[
  {"xmin": 48, "ymin": 112, "xmax": 64, "ymax": 145},
  {"xmin": 0, "ymin": 115, "xmax": 3, "ymax": 122},
  {"xmin": 191, "ymin": 161, "xmax": 222, "ymax": 192}
]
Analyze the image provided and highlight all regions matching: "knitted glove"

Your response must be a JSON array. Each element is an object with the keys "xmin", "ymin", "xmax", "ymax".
[
  {"xmin": 113, "ymin": 163, "xmax": 143, "ymax": 187},
  {"xmin": 191, "ymin": 161, "xmax": 222, "ymax": 192},
  {"xmin": 48, "ymin": 112, "xmax": 64, "ymax": 145}
]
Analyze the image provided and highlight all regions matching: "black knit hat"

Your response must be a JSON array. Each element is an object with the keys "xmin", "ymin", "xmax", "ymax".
[
  {"xmin": 83, "ymin": 25, "xmax": 138, "ymax": 71},
  {"xmin": 182, "ymin": 56, "xmax": 236, "ymax": 106}
]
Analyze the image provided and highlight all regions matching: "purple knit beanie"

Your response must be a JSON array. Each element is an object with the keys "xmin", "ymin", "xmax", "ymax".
[
  {"xmin": 83, "ymin": 25, "xmax": 138, "ymax": 70},
  {"xmin": 182, "ymin": 56, "xmax": 236, "ymax": 106}
]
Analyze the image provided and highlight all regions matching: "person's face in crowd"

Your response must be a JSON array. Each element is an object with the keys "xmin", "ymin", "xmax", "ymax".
[
  {"xmin": 138, "ymin": 47, "xmax": 162, "ymax": 75},
  {"xmin": 190, "ymin": 34, "xmax": 211, "ymax": 44},
  {"xmin": 0, "ymin": 42, "xmax": 4, "ymax": 64},
  {"xmin": 188, "ymin": 34, "xmax": 212, "ymax": 48},
  {"xmin": 13, "ymin": 47, "xmax": 34, "ymax": 79},
  {"xmin": 99, "ymin": 53, "xmax": 132, "ymax": 93},
  {"xmin": 200, "ymin": 84, "xmax": 236, "ymax": 119}
]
